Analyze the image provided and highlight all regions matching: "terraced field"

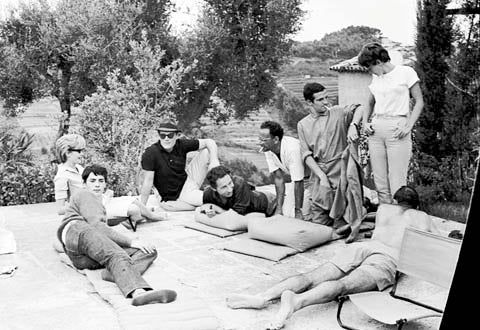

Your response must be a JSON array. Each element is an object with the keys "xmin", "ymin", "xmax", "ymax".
[{"xmin": 278, "ymin": 75, "xmax": 338, "ymax": 100}]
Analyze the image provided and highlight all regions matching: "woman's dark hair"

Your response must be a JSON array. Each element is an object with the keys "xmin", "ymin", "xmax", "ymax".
[
  {"xmin": 260, "ymin": 121, "xmax": 284, "ymax": 140},
  {"xmin": 82, "ymin": 164, "xmax": 108, "ymax": 183},
  {"xmin": 393, "ymin": 185, "xmax": 419, "ymax": 209},
  {"xmin": 206, "ymin": 165, "xmax": 231, "ymax": 188},
  {"xmin": 358, "ymin": 42, "xmax": 391, "ymax": 68},
  {"xmin": 303, "ymin": 82, "xmax": 325, "ymax": 103}
]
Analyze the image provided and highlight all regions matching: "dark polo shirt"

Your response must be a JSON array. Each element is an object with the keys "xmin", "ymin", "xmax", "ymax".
[
  {"xmin": 141, "ymin": 139, "xmax": 199, "ymax": 201},
  {"xmin": 202, "ymin": 176, "xmax": 269, "ymax": 215}
]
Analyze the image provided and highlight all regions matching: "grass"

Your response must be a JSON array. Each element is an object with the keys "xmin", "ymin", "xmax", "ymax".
[{"xmin": 426, "ymin": 201, "xmax": 470, "ymax": 223}]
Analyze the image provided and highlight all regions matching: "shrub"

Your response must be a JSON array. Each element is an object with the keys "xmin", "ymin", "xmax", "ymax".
[
  {"xmin": 77, "ymin": 38, "xmax": 192, "ymax": 196},
  {"xmin": 0, "ymin": 128, "xmax": 55, "ymax": 206},
  {"xmin": 273, "ymin": 86, "xmax": 309, "ymax": 131},
  {"xmin": 0, "ymin": 127, "xmax": 34, "ymax": 164},
  {"xmin": 0, "ymin": 162, "xmax": 55, "ymax": 206},
  {"xmin": 221, "ymin": 158, "xmax": 271, "ymax": 187}
]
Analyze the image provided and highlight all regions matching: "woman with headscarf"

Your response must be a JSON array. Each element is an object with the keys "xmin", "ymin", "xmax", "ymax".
[{"xmin": 54, "ymin": 134, "xmax": 87, "ymax": 214}]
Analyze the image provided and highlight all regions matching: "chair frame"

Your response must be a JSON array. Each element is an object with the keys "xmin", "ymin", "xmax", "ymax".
[{"xmin": 336, "ymin": 272, "xmax": 444, "ymax": 330}]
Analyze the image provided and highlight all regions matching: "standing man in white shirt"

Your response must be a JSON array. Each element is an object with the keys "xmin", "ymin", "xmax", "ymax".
[{"xmin": 259, "ymin": 121, "xmax": 311, "ymax": 220}]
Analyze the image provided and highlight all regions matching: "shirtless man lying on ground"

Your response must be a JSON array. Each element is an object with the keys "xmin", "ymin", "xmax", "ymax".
[{"xmin": 226, "ymin": 186, "xmax": 439, "ymax": 329}]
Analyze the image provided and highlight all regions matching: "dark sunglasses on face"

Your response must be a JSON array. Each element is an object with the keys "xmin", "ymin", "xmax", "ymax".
[
  {"xmin": 69, "ymin": 148, "xmax": 83, "ymax": 153},
  {"xmin": 159, "ymin": 132, "xmax": 176, "ymax": 139}
]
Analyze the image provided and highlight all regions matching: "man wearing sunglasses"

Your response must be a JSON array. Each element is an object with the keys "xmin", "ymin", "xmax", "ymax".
[{"xmin": 140, "ymin": 122, "xmax": 220, "ymax": 210}]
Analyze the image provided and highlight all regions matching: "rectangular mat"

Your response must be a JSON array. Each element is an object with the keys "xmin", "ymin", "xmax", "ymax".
[
  {"xmin": 85, "ymin": 265, "xmax": 220, "ymax": 330},
  {"xmin": 223, "ymin": 238, "xmax": 298, "ymax": 261},
  {"xmin": 184, "ymin": 222, "xmax": 245, "ymax": 238}
]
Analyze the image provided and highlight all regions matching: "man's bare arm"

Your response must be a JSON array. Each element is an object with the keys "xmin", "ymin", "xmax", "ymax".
[
  {"xmin": 139, "ymin": 170, "xmax": 155, "ymax": 205},
  {"xmin": 294, "ymin": 180, "xmax": 304, "ymax": 219},
  {"xmin": 297, "ymin": 122, "xmax": 329, "ymax": 188},
  {"xmin": 273, "ymin": 169, "xmax": 285, "ymax": 215},
  {"xmin": 194, "ymin": 208, "xmax": 248, "ymax": 231}
]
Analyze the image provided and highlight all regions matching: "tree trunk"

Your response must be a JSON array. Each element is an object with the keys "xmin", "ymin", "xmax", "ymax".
[
  {"xmin": 55, "ymin": 62, "xmax": 73, "ymax": 140},
  {"xmin": 175, "ymin": 84, "xmax": 216, "ymax": 132}
]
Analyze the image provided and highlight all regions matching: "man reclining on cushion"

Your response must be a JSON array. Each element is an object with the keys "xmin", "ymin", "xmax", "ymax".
[
  {"xmin": 57, "ymin": 164, "xmax": 175, "ymax": 306},
  {"xmin": 226, "ymin": 186, "xmax": 439, "ymax": 329},
  {"xmin": 195, "ymin": 166, "xmax": 277, "ymax": 230}
]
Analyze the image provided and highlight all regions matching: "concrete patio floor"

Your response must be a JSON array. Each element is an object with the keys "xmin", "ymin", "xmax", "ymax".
[{"xmin": 0, "ymin": 202, "xmax": 465, "ymax": 330}]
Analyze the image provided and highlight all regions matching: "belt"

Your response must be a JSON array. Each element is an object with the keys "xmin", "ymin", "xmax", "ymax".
[{"xmin": 374, "ymin": 114, "xmax": 407, "ymax": 118}]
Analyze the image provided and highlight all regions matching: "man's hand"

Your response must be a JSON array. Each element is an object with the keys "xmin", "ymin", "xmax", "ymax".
[
  {"xmin": 319, "ymin": 174, "xmax": 330, "ymax": 188},
  {"xmin": 199, "ymin": 204, "xmax": 217, "ymax": 218},
  {"xmin": 130, "ymin": 239, "xmax": 156, "ymax": 254},
  {"xmin": 205, "ymin": 206, "xmax": 216, "ymax": 218},
  {"xmin": 347, "ymin": 124, "xmax": 359, "ymax": 142},
  {"xmin": 294, "ymin": 208, "xmax": 304, "ymax": 220}
]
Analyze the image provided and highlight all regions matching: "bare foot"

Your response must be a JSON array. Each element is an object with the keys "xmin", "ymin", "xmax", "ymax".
[
  {"xmin": 345, "ymin": 223, "xmax": 361, "ymax": 243},
  {"xmin": 335, "ymin": 224, "xmax": 351, "ymax": 236},
  {"xmin": 265, "ymin": 290, "xmax": 297, "ymax": 330},
  {"xmin": 226, "ymin": 294, "xmax": 268, "ymax": 309}
]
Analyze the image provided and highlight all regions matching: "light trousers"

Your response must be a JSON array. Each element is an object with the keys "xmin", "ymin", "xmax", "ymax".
[{"xmin": 368, "ymin": 116, "xmax": 412, "ymax": 204}]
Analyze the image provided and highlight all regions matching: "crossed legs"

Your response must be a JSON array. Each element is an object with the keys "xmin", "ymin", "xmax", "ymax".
[{"xmin": 227, "ymin": 262, "xmax": 377, "ymax": 329}]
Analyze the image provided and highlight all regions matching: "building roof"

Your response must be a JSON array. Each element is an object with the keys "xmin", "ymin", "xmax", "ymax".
[{"xmin": 329, "ymin": 57, "xmax": 368, "ymax": 73}]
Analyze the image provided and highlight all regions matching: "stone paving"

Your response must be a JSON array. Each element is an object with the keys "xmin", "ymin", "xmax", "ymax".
[{"xmin": 0, "ymin": 202, "xmax": 465, "ymax": 330}]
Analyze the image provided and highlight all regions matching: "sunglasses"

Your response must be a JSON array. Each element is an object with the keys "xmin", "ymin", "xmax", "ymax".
[
  {"xmin": 159, "ymin": 132, "xmax": 176, "ymax": 139},
  {"xmin": 69, "ymin": 148, "xmax": 83, "ymax": 153}
]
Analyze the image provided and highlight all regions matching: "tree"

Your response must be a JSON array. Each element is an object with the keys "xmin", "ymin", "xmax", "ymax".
[
  {"xmin": 77, "ymin": 37, "xmax": 191, "ymax": 195},
  {"xmin": 415, "ymin": 0, "xmax": 453, "ymax": 157},
  {"xmin": 0, "ymin": 0, "xmax": 172, "ymax": 137},
  {"xmin": 172, "ymin": 0, "xmax": 303, "ymax": 130},
  {"xmin": 0, "ymin": 0, "xmax": 303, "ymax": 134},
  {"xmin": 443, "ymin": 0, "xmax": 479, "ymax": 154},
  {"xmin": 413, "ymin": 0, "xmax": 479, "ymax": 205}
]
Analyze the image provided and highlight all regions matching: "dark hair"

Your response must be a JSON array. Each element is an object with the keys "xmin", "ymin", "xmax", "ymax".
[
  {"xmin": 82, "ymin": 164, "xmax": 108, "ymax": 183},
  {"xmin": 206, "ymin": 165, "xmax": 231, "ymax": 188},
  {"xmin": 260, "ymin": 121, "xmax": 284, "ymax": 140},
  {"xmin": 303, "ymin": 82, "xmax": 325, "ymax": 103},
  {"xmin": 393, "ymin": 186, "xmax": 419, "ymax": 209},
  {"xmin": 358, "ymin": 42, "xmax": 391, "ymax": 68}
]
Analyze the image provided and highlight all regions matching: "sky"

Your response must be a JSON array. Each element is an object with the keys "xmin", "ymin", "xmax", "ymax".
[
  {"xmin": 1, "ymin": 0, "xmax": 419, "ymax": 45},
  {"xmin": 170, "ymin": 0, "xmax": 419, "ymax": 46}
]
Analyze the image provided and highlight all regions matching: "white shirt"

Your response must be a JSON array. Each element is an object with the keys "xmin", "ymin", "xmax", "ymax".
[
  {"xmin": 369, "ymin": 65, "xmax": 419, "ymax": 117},
  {"xmin": 54, "ymin": 163, "xmax": 85, "ymax": 201},
  {"xmin": 264, "ymin": 136, "xmax": 305, "ymax": 182}
]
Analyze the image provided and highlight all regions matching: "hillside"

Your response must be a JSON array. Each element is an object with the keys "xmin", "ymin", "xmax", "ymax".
[{"xmin": 198, "ymin": 76, "xmax": 338, "ymax": 150}]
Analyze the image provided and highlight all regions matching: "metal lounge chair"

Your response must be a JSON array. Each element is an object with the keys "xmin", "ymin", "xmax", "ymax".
[{"xmin": 336, "ymin": 227, "xmax": 461, "ymax": 330}]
